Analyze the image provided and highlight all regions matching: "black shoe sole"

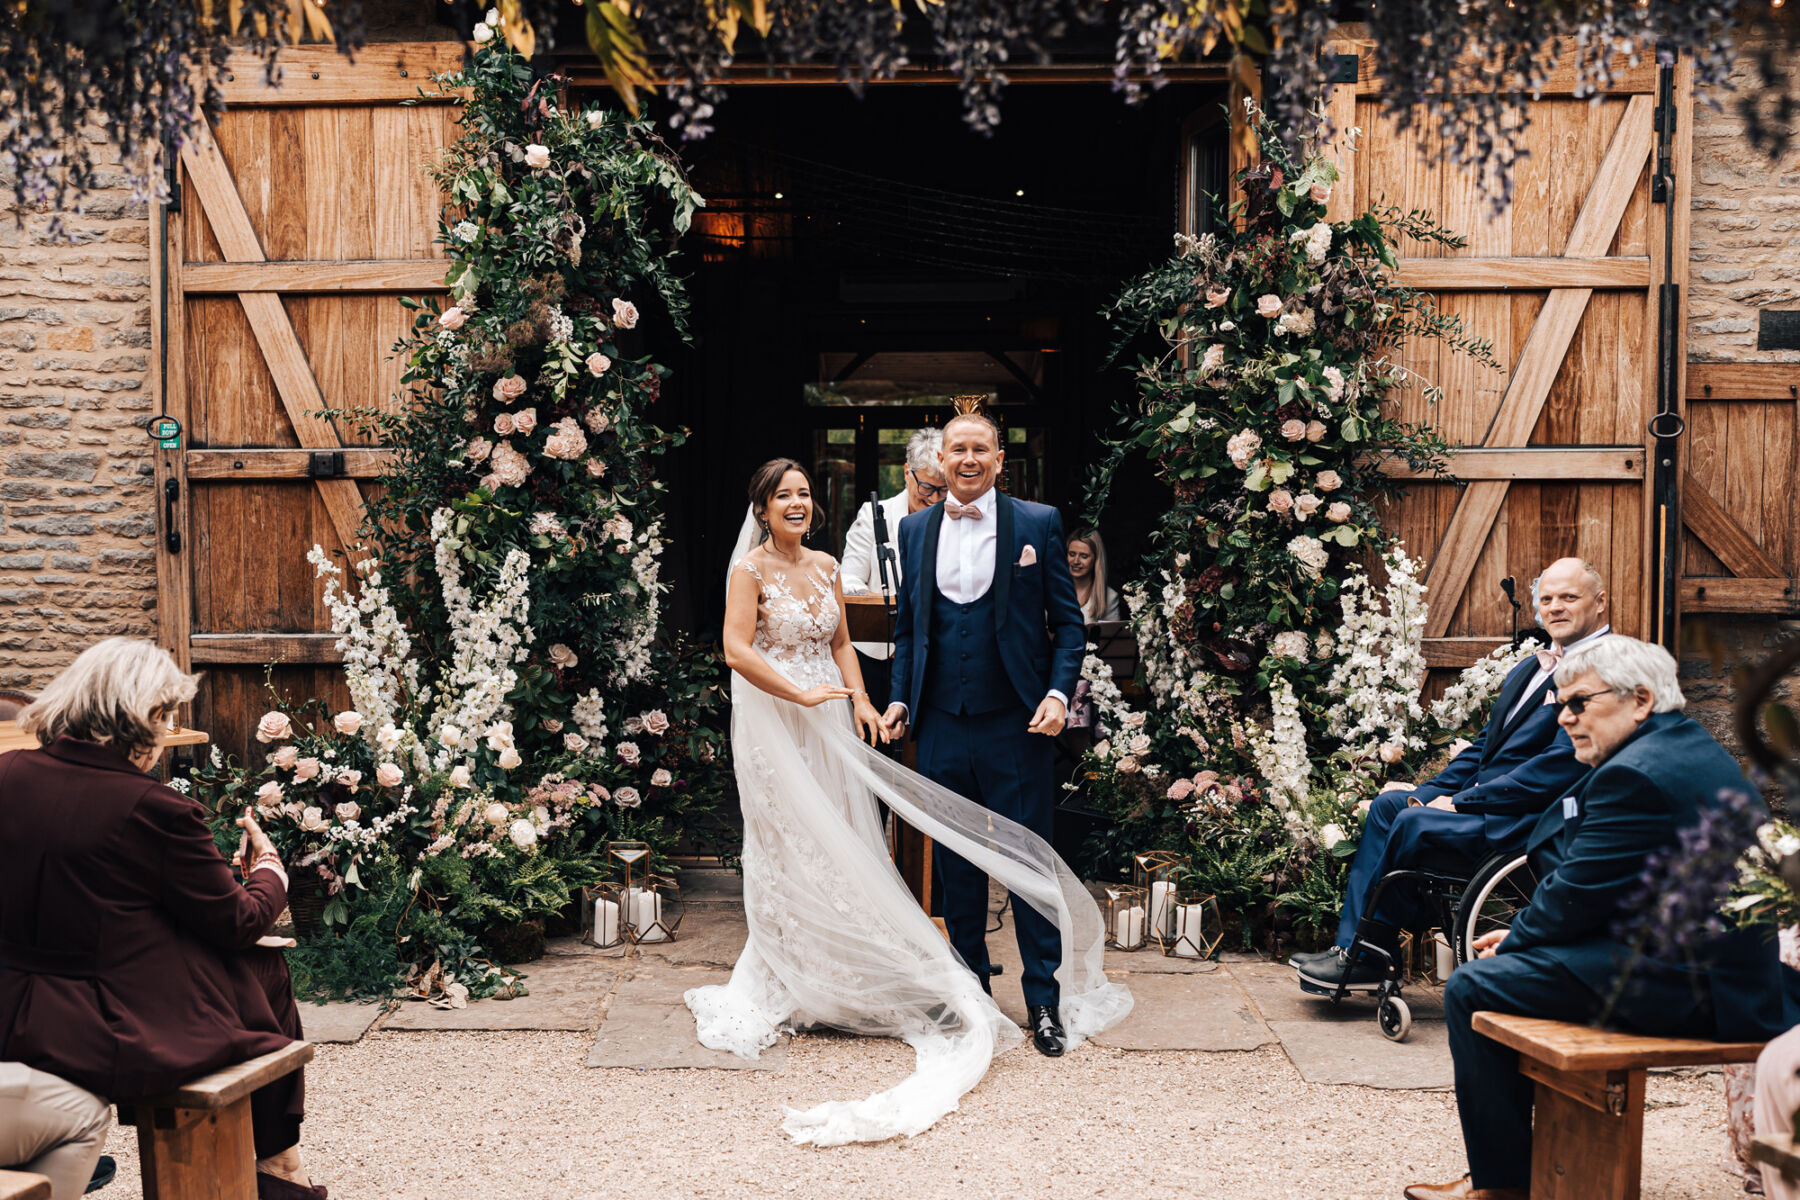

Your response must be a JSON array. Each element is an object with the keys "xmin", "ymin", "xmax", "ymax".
[
  {"xmin": 1032, "ymin": 1038, "xmax": 1066, "ymax": 1057},
  {"xmin": 1296, "ymin": 967, "xmax": 1388, "ymax": 992}
]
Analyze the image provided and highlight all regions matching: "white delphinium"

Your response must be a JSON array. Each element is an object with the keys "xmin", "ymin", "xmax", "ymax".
[
  {"xmin": 1247, "ymin": 678, "xmax": 1310, "ymax": 811},
  {"xmin": 1430, "ymin": 641, "xmax": 1537, "ymax": 732},
  {"xmin": 1080, "ymin": 646, "xmax": 1136, "ymax": 733},
  {"xmin": 427, "ymin": 508, "xmax": 536, "ymax": 768},
  {"xmin": 308, "ymin": 549, "xmax": 419, "ymax": 742},
  {"xmin": 547, "ymin": 305, "xmax": 574, "ymax": 346},
  {"xmin": 572, "ymin": 689, "xmax": 609, "ymax": 753},
  {"xmin": 1324, "ymin": 547, "xmax": 1429, "ymax": 757}
]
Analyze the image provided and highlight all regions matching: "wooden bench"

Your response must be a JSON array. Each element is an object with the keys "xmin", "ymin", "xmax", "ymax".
[
  {"xmin": 1473, "ymin": 1012, "xmax": 1764, "ymax": 1200},
  {"xmin": 0, "ymin": 1172, "xmax": 51, "ymax": 1200},
  {"xmin": 115, "ymin": 1040, "xmax": 313, "ymax": 1200}
]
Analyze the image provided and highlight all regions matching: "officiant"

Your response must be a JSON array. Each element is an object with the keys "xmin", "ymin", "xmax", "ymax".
[{"xmin": 840, "ymin": 427, "xmax": 945, "ymax": 707}]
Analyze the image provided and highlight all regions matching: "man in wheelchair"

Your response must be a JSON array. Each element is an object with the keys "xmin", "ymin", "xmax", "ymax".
[{"xmin": 1292, "ymin": 558, "xmax": 1610, "ymax": 991}]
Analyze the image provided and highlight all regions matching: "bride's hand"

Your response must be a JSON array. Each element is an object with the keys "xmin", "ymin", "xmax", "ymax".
[
  {"xmin": 852, "ymin": 696, "xmax": 888, "ymax": 745},
  {"xmin": 796, "ymin": 684, "xmax": 856, "ymax": 708}
]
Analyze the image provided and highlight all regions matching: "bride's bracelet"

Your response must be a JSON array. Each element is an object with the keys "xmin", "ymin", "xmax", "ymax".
[{"xmin": 849, "ymin": 689, "xmax": 869, "ymax": 699}]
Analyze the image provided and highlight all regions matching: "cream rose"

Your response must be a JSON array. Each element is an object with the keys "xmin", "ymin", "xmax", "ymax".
[
  {"xmin": 1267, "ymin": 488, "xmax": 1294, "ymax": 515},
  {"xmin": 472, "ymin": 21, "xmax": 493, "ymax": 43},
  {"xmin": 493, "ymin": 412, "xmax": 515, "ymax": 437},
  {"xmin": 614, "ymin": 786, "xmax": 642, "ymax": 808},
  {"xmin": 294, "ymin": 757, "xmax": 322, "ymax": 782},
  {"xmin": 496, "ymin": 746, "xmax": 522, "ymax": 771},
  {"xmin": 335, "ymin": 769, "xmax": 362, "ymax": 793},
  {"xmin": 1378, "ymin": 741, "xmax": 1405, "ymax": 764},
  {"xmin": 300, "ymin": 806, "xmax": 328, "ymax": 832},
  {"xmin": 1295, "ymin": 492, "xmax": 1322, "ymax": 517},
  {"xmin": 1204, "ymin": 286, "xmax": 1230, "ymax": 309},
  {"xmin": 1326, "ymin": 501, "xmax": 1352, "ymax": 524},
  {"xmin": 256, "ymin": 780, "xmax": 284, "ymax": 805},
  {"xmin": 333, "ymin": 710, "xmax": 363, "ymax": 736},
  {"xmin": 1305, "ymin": 420, "xmax": 1327, "ymax": 442},
  {"xmin": 484, "ymin": 802, "xmax": 510, "ymax": 826},
  {"xmin": 492, "ymin": 375, "xmax": 527, "ymax": 404},
  {"xmin": 616, "ymin": 741, "xmax": 641, "ymax": 766},
  {"xmin": 439, "ymin": 724, "xmax": 465, "ymax": 749},
  {"xmin": 563, "ymin": 732, "xmax": 589, "ymax": 753},
  {"xmin": 611, "ymin": 298, "xmax": 639, "ymax": 329},
  {"xmin": 464, "ymin": 437, "xmax": 494, "ymax": 464},
  {"xmin": 1256, "ymin": 294, "xmax": 1283, "ymax": 318},
  {"xmin": 585, "ymin": 460, "xmax": 607, "ymax": 479},
  {"xmin": 1310, "ymin": 181, "xmax": 1332, "ymax": 203},
  {"xmin": 1316, "ymin": 469, "xmax": 1343, "ymax": 492},
  {"xmin": 485, "ymin": 721, "xmax": 515, "ymax": 752},
  {"xmin": 524, "ymin": 144, "xmax": 551, "ymax": 170},
  {"xmin": 511, "ymin": 407, "xmax": 538, "ymax": 436},
  {"xmin": 640, "ymin": 710, "xmax": 670, "ymax": 736},
  {"xmin": 376, "ymin": 762, "xmax": 405, "ymax": 788},
  {"xmin": 651, "ymin": 768, "xmax": 673, "ymax": 788},
  {"xmin": 1280, "ymin": 418, "xmax": 1306, "ymax": 441},
  {"xmin": 548, "ymin": 643, "xmax": 579, "ymax": 669},
  {"xmin": 449, "ymin": 764, "xmax": 473, "ymax": 789},
  {"xmin": 270, "ymin": 745, "xmax": 299, "ymax": 770},
  {"xmin": 586, "ymin": 352, "xmax": 612, "ymax": 376},
  {"xmin": 335, "ymin": 800, "xmax": 361, "ymax": 823},
  {"xmin": 509, "ymin": 819, "xmax": 538, "ymax": 849},
  {"xmin": 255, "ymin": 711, "xmax": 293, "ymax": 743}
]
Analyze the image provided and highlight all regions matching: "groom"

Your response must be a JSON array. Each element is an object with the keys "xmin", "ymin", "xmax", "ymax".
[{"xmin": 880, "ymin": 408, "xmax": 1087, "ymax": 1057}]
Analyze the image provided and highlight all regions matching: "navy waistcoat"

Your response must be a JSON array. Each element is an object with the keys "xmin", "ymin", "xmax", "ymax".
[{"xmin": 922, "ymin": 579, "xmax": 1016, "ymax": 716}]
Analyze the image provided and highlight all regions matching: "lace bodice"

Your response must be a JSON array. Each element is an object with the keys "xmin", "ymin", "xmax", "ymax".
[{"xmin": 738, "ymin": 556, "xmax": 841, "ymax": 690}]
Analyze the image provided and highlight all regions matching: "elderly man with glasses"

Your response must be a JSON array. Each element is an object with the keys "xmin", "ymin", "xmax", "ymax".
[
  {"xmin": 1294, "ymin": 558, "xmax": 1609, "ymax": 991},
  {"xmin": 1407, "ymin": 635, "xmax": 1799, "ymax": 1200}
]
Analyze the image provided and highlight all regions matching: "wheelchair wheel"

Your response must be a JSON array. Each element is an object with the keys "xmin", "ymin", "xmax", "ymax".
[
  {"xmin": 1378, "ymin": 994, "xmax": 1412, "ymax": 1042},
  {"xmin": 1454, "ymin": 852, "xmax": 1538, "ymax": 964}
]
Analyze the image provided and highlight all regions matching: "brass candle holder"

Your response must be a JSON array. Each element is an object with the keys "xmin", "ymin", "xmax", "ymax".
[
  {"xmin": 1160, "ymin": 890, "xmax": 1223, "ymax": 960},
  {"xmin": 1103, "ymin": 885, "xmax": 1151, "ymax": 951},
  {"xmin": 1132, "ymin": 850, "xmax": 1188, "ymax": 947}
]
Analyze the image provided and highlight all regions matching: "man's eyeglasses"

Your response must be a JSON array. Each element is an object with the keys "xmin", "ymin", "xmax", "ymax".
[
  {"xmin": 1556, "ymin": 688, "xmax": 1623, "ymax": 716},
  {"xmin": 907, "ymin": 469, "xmax": 949, "ymax": 502}
]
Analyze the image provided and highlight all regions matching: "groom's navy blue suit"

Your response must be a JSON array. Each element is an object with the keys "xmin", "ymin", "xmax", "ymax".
[{"xmin": 890, "ymin": 491, "xmax": 1086, "ymax": 1009}]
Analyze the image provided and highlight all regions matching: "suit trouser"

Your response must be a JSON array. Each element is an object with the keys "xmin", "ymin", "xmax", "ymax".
[
  {"xmin": 243, "ymin": 945, "xmax": 306, "ymax": 1159},
  {"xmin": 1444, "ymin": 946, "xmax": 1715, "ymax": 1190},
  {"xmin": 916, "ymin": 702, "xmax": 1062, "ymax": 1008},
  {"xmin": 0, "ymin": 1062, "xmax": 110, "ymax": 1200},
  {"xmin": 1334, "ymin": 789, "xmax": 1493, "ymax": 948}
]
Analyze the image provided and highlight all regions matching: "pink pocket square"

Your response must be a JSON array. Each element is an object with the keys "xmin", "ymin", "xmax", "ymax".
[
  {"xmin": 1017, "ymin": 545, "xmax": 1037, "ymax": 567},
  {"xmin": 1544, "ymin": 691, "xmax": 1558, "ymax": 706}
]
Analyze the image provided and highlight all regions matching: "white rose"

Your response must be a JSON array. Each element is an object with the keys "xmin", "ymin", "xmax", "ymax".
[
  {"xmin": 376, "ymin": 723, "xmax": 403, "ymax": 754},
  {"xmin": 438, "ymin": 306, "xmax": 467, "ymax": 331},
  {"xmin": 613, "ymin": 786, "xmax": 642, "ymax": 808},
  {"xmin": 255, "ymin": 711, "xmax": 293, "ymax": 744},
  {"xmin": 449, "ymin": 764, "xmax": 472, "ymax": 789},
  {"xmin": 548, "ymin": 644, "xmax": 579, "ymax": 669},
  {"xmin": 563, "ymin": 732, "xmax": 589, "ymax": 753},
  {"xmin": 585, "ymin": 110, "xmax": 604, "ymax": 130},
  {"xmin": 496, "ymin": 746, "xmax": 522, "ymax": 770},
  {"xmin": 611, "ymin": 298, "xmax": 639, "ymax": 329},
  {"xmin": 1320, "ymin": 823, "xmax": 1346, "ymax": 850},
  {"xmin": 524, "ymin": 144, "xmax": 552, "ymax": 170},
  {"xmin": 471, "ymin": 21, "xmax": 493, "ymax": 43},
  {"xmin": 300, "ymin": 806, "xmax": 328, "ymax": 833},
  {"xmin": 485, "ymin": 721, "xmax": 515, "ymax": 752},
  {"xmin": 332, "ymin": 710, "xmax": 362, "ymax": 736},
  {"xmin": 509, "ymin": 819, "xmax": 538, "ymax": 849},
  {"xmin": 484, "ymin": 802, "xmax": 510, "ymax": 827},
  {"xmin": 376, "ymin": 762, "xmax": 404, "ymax": 788},
  {"xmin": 335, "ymin": 801, "xmax": 361, "ymax": 823},
  {"xmin": 439, "ymin": 724, "xmax": 464, "ymax": 749}
]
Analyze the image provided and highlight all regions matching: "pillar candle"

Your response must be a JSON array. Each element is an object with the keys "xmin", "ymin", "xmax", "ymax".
[
  {"xmin": 1149, "ymin": 881, "xmax": 1178, "ymax": 939},
  {"xmin": 628, "ymin": 887, "xmax": 667, "ymax": 942},
  {"xmin": 1113, "ymin": 904, "xmax": 1145, "ymax": 950},
  {"xmin": 1173, "ymin": 904, "xmax": 1206, "ymax": 957},
  {"xmin": 1434, "ymin": 933, "xmax": 1456, "ymax": 981},
  {"xmin": 593, "ymin": 897, "xmax": 620, "ymax": 946}
]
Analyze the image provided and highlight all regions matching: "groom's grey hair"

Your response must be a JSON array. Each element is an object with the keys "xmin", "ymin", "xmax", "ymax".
[{"xmin": 904, "ymin": 428, "xmax": 944, "ymax": 474}]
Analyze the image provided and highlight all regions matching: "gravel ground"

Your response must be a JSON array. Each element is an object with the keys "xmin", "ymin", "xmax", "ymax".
[{"xmin": 96, "ymin": 1030, "xmax": 1744, "ymax": 1200}]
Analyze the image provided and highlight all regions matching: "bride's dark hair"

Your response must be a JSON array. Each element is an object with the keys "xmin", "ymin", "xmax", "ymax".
[{"xmin": 748, "ymin": 457, "xmax": 823, "ymax": 538}]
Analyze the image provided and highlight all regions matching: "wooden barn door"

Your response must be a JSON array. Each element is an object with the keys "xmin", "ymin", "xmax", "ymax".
[
  {"xmin": 150, "ymin": 43, "xmax": 463, "ymax": 762},
  {"xmin": 1320, "ymin": 39, "xmax": 1693, "ymax": 667}
]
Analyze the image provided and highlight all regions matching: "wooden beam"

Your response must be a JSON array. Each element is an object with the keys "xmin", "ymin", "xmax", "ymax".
[
  {"xmin": 187, "ymin": 449, "xmax": 394, "ymax": 480},
  {"xmin": 152, "ymin": 191, "xmax": 195, "ymax": 681},
  {"xmin": 1424, "ymin": 637, "xmax": 1515, "ymax": 669},
  {"xmin": 1424, "ymin": 94, "xmax": 1655, "ymax": 638},
  {"xmin": 1394, "ymin": 256, "xmax": 1650, "ymax": 291},
  {"xmin": 1680, "ymin": 578, "xmax": 1797, "ymax": 614},
  {"xmin": 218, "ymin": 44, "xmax": 468, "ymax": 105},
  {"xmin": 183, "ymin": 260, "xmax": 447, "ymax": 294},
  {"xmin": 180, "ymin": 120, "xmax": 366, "ymax": 557},
  {"xmin": 1379, "ymin": 447, "xmax": 1644, "ymax": 481},
  {"xmin": 1686, "ymin": 362, "xmax": 1800, "ymax": 401},
  {"xmin": 561, "ymin": 63, "xmax": 1232, "ymax": 90},
  {"xmin": 1681, "ymin": 472, "xmax": 1785, "ymax": 578},
  {"xmin": 190, "ymin": 633, "xmax": 346, "ymax": 665}
]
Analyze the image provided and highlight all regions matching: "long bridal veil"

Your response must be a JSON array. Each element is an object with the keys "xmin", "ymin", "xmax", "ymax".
[{"xmin": 686, "ymin": 509, "xmax": 1131, "ymax": 1146}]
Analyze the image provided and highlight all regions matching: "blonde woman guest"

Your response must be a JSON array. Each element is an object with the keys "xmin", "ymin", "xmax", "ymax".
[
  {"xmin": 0, "ymin": 639, "xmax": 323, "ymax": 1199},
  {"xmin": 1067, "ymin": 528, "xmax": 1122, "ymax": 623}
]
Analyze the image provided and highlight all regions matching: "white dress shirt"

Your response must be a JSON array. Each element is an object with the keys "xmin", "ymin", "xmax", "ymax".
[
  {"xmin": 840, "ymin": 490, "xmax": 911, "ymax": 659},
  {"xmin": 1505, "ymin": 624, "xmax": 1611, "ymax": 724},
  {"xmin": 936, "ymin": 486, "xmax": 999, "ymax": 603}
]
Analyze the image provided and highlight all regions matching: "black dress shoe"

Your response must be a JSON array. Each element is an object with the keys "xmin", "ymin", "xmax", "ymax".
[
  {"xmin": 85, "ymin": 1155, "xmax": 116, "ymax": 1193},
  {"xmin": 1026, "ymin": 1005, "xmax": 1066, "ymax": 1057},
  {"xmin": 1288, "ymin": 948, "xmax": 1338, "ymax": 970},
  {"xmin": 1296, "ymin": 946, "xmax": 1390, "ymax": 989}
]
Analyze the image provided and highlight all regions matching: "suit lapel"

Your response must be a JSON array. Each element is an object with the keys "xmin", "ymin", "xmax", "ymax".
[
  {"xmin": 919, "ymin": 502, "xmax": 945, "ymax": 635},
  {"xmin": 993, "ymin": 492, "xmax": 1013, "ymax": 634},
  {"xmin": 1481, "ymin": 660, "xmax": 1544, "ymax": 763}
]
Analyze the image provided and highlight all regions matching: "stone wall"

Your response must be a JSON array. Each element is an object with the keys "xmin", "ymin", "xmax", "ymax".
[
  {"xmin": 1688, "ymin": 46, "xmax": 1800, "ymax": 363},
  {"xmin": 0, "ymin": 126, "xmax": 157, "ymax": 693}
]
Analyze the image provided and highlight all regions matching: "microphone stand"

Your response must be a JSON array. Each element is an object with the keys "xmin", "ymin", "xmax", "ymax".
[
  {"xmin": 871, "ymin": 491, "xmax": 898, "ymax": 654},
  {"xmin": 1500, "ymin": 576, "xmax": 1523, "ymax": 647}
]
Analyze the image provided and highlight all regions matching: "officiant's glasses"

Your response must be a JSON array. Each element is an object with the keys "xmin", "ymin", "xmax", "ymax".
[
  {"xmin": 1555, "ymin": 687, "xmax": 1626, "ymax": 716},
  {"xmin": 907, "ymin": 468, "xmax": 949, "ymax": 502}
]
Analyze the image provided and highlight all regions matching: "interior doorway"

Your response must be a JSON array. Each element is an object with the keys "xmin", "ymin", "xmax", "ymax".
[{"xmin": 649, "ymin": 80, "xmax": 1231, "ymax": 633}]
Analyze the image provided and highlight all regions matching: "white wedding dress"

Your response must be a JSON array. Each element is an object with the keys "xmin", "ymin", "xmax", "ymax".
[{"xmin": 685, "ymin": 539, "xmax": 1131, "ymax": 1146}]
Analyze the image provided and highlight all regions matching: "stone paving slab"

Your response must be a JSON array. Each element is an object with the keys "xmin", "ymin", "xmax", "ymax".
[
  {"xmin": 1231, "ymin": 961, "xmax": 1445, "ymax": 1025},
  {"xmin": 382, "ymin": 956, "xmax": 617, "ymax": 1032},
  {"xmin": 633, "ymin": 914, "xmax": 748, "ymax": 968},
  {"xmin": 1269, "ymin": 1017, "xmax": 1453, "ymax": 1089},
  {"xmin": 1093, "ymin": 971, "xmax": 1275, "ymax": 1052},
  {"xmin": 586, "ymin": 964, "xmax": 787, "ymax": 1071},
  {"xmin": 298, "ymin": 1001, "xmax": 384, "ymax": 1044}
]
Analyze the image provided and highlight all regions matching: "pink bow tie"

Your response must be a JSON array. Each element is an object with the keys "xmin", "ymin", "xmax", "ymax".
[
  {"xmin": 1535, "ymin": 644, "xmax": 1563, "ymax": 673},
  {"xmin": 945, "ymin": 499, "xmax": 983, "ymax": 521}
]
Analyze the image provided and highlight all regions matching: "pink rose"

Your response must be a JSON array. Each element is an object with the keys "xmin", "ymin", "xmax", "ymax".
[
  {"xmin": 492, "ymin": 375, "xmax": 528, "ymax": 404},
  {"xmin": 335, "ymin": 769, "xmax": 362, "ymax": 793},
  {"xmin": 270, "ymin": 745, "xmax": 299, "ymax": 770},
  {"xmin": 1326, "ymin": 501, "xmax": 1352, "ymax": 523},
  {"xmin": 1316, "ymin": 469, "xmax": 1343, "ymax": 492},
  {"xmin": 512, "ymin": 407, "xmax": 538, "ymax": 436},
  {"xmin": 1295, "ymin": 492, "xmax": 1323, "ymax": 517},
  {"xmin": 586, "ymin": 352, "xmax": 612, "ymax": 376},
  {"xmin": 611, "ymin": 298, "xmax": 639, "ymax": 329},
  {"xmin": 493, "ymin": 412, "xmax": 515, "ymax": 436},
  {"xmin": 335, "ymin": 801, "xmax": 361, "ymax": 823},
  {"xmin": 614, "ymin": 786, "xmax": 642, "ymax": 809},
  {"xmin": 1305, "ymin": 420, "xmax": 1327, "ymax": 442},
  {"xmin": 1310, "ymin": 181, "xmax": 1332, "ymax": 203},
  {"xmin": 616, "ymin": 741, "xmax": 641, "ymax": 766},
  {"xmin": 1204, "ymin": 287, "xmax": 1230, "ymax": 309},
  {"xmin": 583, "ymin": 408, "xmax": 612, "ymax": 435},
  {"xmin": 1267, "ymin": 488, "xmax": 1294, "ymax": 515},
  {"xmin": 438, "ymin": 306, "xmax": 466, "ymax": 331},
  {"xmin": 464, "ymin": 437, "xmax": 494, "ymax": 464},
  {"xmin": 256, "ymin": 780, "xmax": 284, "ymax": 805},
  {"xmin": 1167, "ymin": 778, "xmax": 1196, "ymax": 801},
  {"xmin": 255, "ymin": 711, "xmax": 293, "ymax": 743},
  {"xmin": 651, "ymin": 768, "xmax": 673, "ymax": 788},
  {"xmin": 548, "ymin": 644, "xmax": 579, "ymax": 669},
  {"xmin": 524, "ymin": 143, "xmax": 551, "ymax": 170},
  {"xmin": 1256, "ymin": 294, "xmax": 1283, "ymax": 318},
  {"xmin": 376, "ymin": 762, "xmax": 404, "ymax": 788},
  {"xmin": 333, "ymin": 710, "xmax": 362, "ymax": 736},
  {"xmin": 294, "ymin": 757, "xmax": 321, "ymax": 782},
  {"xmin": 640, "ymin": 710, "xmax": 670, "ymax": 735},
  {"xmin": 1280, "ymin": 418, "xmax": 1306, "ymax": 441}
]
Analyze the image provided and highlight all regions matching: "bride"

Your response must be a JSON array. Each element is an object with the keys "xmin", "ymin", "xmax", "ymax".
[{"xmin": 683, "ymin": 457, "xmax": 1130, "ymax": 1146}]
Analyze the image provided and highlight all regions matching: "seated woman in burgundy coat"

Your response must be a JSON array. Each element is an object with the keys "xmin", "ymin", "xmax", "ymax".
[{"xmin": 0, "ymin": 637, "xmax": 323, "ymax": 1199}]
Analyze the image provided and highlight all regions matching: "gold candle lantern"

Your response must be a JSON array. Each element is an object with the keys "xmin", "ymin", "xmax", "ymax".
[
  {"xmin": 1132, "ymin": 850, "xmax": 1188, "ymax": 947},
  {"xmin": 625, "ymin": 872, "xmax": 683, "ymax": 945},
  {"xmin": 1161, "ymin": 891, "xmax": 1223, "ymax": 960},
  {"xmin": 1103, "ymin": 885, "xmax": 1150, "ymax": 951},
  {"xmin": 582, "ymin": 881, "xmax": 627, "ymax": 950}
]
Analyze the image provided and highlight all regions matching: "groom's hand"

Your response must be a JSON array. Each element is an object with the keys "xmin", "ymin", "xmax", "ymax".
[
  {"xmin": 1027, "ymin": 696, "xmax": 1067, "ymax": 737},
  {"xmin": 880, "ymin": 703, "xmax": 908, "ymax": 739}
]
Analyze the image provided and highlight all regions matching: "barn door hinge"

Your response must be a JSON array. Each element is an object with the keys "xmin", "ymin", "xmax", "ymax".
[
  {"xmin": 307, "ymin": 450, "xmax": 346, "ymax": 479},
  {"xmin": 1323, "ymin": 54, "xmax": 1360, "ymax": 85},
  {"xmin": 1652, "ymin": 61, "xmax": 1677, "ymax": 204}
]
